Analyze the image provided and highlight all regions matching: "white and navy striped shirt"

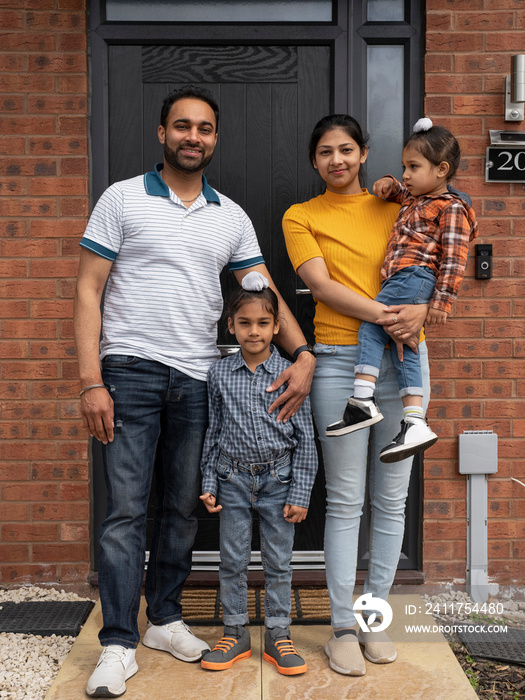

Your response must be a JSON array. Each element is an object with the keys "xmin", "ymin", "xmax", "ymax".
[
  {"xmin": 80, "ymin": 164, "xmax": 264, "ymax": 381},
  {"xmin": 200, "ymin": 347, "xmax": 318, "ymax": 509}
]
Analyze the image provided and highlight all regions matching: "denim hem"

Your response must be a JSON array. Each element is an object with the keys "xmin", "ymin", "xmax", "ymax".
[
  {"xmin": 354, "ymin": 364, "xmax": 380, "ymax": 378},
  {"xmin": 147, "ymin": 613, "xmax": 183, "ymax": 626},
  {"xmin": 100, "ymin": 638, "xmax": 139, "ymax": 650},
  {"xmin": 223, "ymin": 613, "xmax": 250, "ymax": 626},
  {"xmin": 399, "ymin": 386, "xmax": 424, "ymax": 397},
  {"xmin": 265, "ymin": 616, "xmax": 292, "ymax": 629}
]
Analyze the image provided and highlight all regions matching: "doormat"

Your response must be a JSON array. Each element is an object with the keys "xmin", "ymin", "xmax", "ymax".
[
  {"xmin": 456, "ymin": 624, "xmax": 525, "ymax": 665},
  {"xmin": 0, "ymin": 601, "xmax": 95, "ymax": 637},
  {"xmin": 181, "ymin": 587, "xmax": 331, "ymax": 626}
]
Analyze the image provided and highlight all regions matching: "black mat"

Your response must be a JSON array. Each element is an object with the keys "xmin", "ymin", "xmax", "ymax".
[
  {"xmin": 0, "ymin": 601, "xmax": 95, "ymax": 636},
  {"xmin": 456, "ymin": 623, "xmax": 525, "ymax": 665}
]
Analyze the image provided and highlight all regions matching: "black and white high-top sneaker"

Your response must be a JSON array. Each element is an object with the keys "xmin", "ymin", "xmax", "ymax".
[
  {"xmin": 326, "ymin": 396, "xmax": 384, "ymax": 437},
  {"xmin": 379, "ymin": 416, "xmax": 438, "ymax": 463}
]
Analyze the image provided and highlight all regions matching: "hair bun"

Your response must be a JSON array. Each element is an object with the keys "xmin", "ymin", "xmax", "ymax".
[
  {"xmin": 241, "ymin": 271, "xmax": 269, "ymax": 291},
  {"xmin": 413, "ymin": 118, "xmax": 433, "ymax": 133}
]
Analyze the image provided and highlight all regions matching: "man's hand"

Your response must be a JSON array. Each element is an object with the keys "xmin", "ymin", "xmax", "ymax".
[
  {"xmin": 425, "ymin": 308, "xmax": 448, "ymax": 326},
  {"xmin": 200, "ymin": 493, "xmax": 222, "ymax": 513},
  {"xmin": 81, "ymin": 386, "xmax": 114, "ymax": 444},
  {"xmin": 266, "ymin": 351, "xmax": 316, "ymax": 423},
  {"xmin": 283, "ymin": 504, "xmax": 308, "ymax": 523},
  {"xmin": 372, "ymin": 176, "xmax": 394, "ymax": 199}
]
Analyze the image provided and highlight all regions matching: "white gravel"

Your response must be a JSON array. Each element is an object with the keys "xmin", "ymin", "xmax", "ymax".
[{"xmin": 0, "ymin": 586, "xmax": 95, "ymax": 700}]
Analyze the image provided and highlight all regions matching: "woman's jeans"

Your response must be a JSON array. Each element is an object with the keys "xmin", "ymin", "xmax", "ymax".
[
  {"xmin": 355, "ymin": 266, "xmax": 436, "ymax": 397},
  {"xmin": 217, "ymin": 452, "xmax": 294, "ymax": 630},
  {"xmin": 98, "ymin": 355, "xmax": 208, "ymax": 648},
  {"xmin": 311, "ymin": 341, "xmax": 430, "ymax": 628}
]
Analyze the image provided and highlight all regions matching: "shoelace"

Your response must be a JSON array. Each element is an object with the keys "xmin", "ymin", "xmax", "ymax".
[
  {"xmin": 97, "ymin": 647, "xmax": 128, "ymax": 667},
  {"xmin": 274, "ymin": 639, "xmax": 299, "ymax": 657},
  {"xmin": 212, "ymin": 636, "xmax": 238, "ymax": 653}
]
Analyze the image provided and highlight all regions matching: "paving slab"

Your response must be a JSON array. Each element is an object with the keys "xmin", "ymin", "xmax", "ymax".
[{"xmin": 46, "ymin": 594, "xmax": 476, "ymax": 699}]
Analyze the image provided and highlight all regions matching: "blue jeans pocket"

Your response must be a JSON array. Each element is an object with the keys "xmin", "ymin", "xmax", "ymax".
[
  {"xmin": 271, "ymin": 464, "xmax": 292, "ymax": 484},
  {"xmin": 217, "ymin": 461, "xmax": 234, "ymax": 482},
  {"xmin": 313, "ymin": 343, "xmax": 336, "ymax": 357},
  {"xmin": 102, "ymin": 355, "xmax": 140, "ymax": 367}
]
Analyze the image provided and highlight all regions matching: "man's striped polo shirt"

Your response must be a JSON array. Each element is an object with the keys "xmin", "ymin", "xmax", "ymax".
[{"xmin": 80, "ymin": 163, "xmax": 265, "ymax": 381}]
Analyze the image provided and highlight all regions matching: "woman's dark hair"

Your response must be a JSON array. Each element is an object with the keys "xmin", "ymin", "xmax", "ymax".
[
  {"xmin": 404, "ymin": 125, "xmax": 460, "ymax": 180},
  {"xmin": 160, "ymin": 85, "xmax": 220, "ymax": 131},
  {"xmin": 308, "ymin": 114, "xmax": 369, "ymax": 166},
  {"xmin": 226, "ymin": 286, "xmax": 279, "ymax": 322}
]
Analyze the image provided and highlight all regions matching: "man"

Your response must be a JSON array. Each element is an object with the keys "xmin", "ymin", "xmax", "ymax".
[{"xmin": 75, "ymin": 85, "xmax": 315, "ymax": 697}]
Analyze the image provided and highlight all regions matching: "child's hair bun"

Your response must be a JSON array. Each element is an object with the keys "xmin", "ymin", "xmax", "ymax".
[
  {"xmin": 413, "ymin": 118, "xmax": 433, "ymax": 133},
  {"xmin": 241, "ymin": 271, "xmax": 269, "ymax": 291}
]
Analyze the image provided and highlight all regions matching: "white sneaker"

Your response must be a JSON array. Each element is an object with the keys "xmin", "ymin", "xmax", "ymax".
[
  {"xmin": 86, "ymin": 645, "xmax": 138, "ymax": 698},
  {"xmin": 142, "ymin": 619, "xmax": 210, "ymax": 662},
  {"xmin": 380, "ymin": 416, "xmax": 438, "ymax": 463}
]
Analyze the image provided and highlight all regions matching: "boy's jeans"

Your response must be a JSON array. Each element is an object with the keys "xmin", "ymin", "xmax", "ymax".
[
  {"xmin": 355, "ymin": 265, "xmax": 436, "ymax": 397},
  {"xmin": 217, "ymin": 452, "xmax": 294, "ymax": 630}
]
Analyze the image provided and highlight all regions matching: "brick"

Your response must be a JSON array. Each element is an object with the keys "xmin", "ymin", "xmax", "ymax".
[
  {"xmin": 0, "ymin": 502, "xmax": 29, "ymax": 521},
  {"xmin": 29, "ymin": 177, "xmax": 87, "ymax": 196},
  {"xmin": 488, "ymin": 500, "xmax": 511, "ymax": 517},
  {"xmin": 0, "ymin": 158, "xmax": 57, "ymax": 177},
  {"xmin": 30, "ymin": 421, "xmax": 81, "ymax": 440},
  {"xmin": 425, "ymin": 53, "xmax": 453, "ymax": 73},
  {"xmin": 425, "ymin": 339, "xmax": 453, "ymax": 358},
  {"xmin": 2, "ymin": 360, "xmax": 59, "ymax": 380},
  {"xmin": 430, "ymin": 359, "xmax": 482, "ymax": 379},
  {"xmin": 60, "ymin": 523, "xmax": 88, "ymax": 542},
  {"xmin": 0, "ymin": 95, "xmax": 23, "ymax": 113},
  {"xmin": 0, "ymin": 54, "xmax": 25, "ymax": 71},
  {"xmin": 424, "ymin": 501, "xmax": 452, "ymax": 518},
  {"xmin": 0, "ymin": 116, "xmax": 55, "ymax": 135},
  {"xmin": 483, "ymin": 360, "xmax": 525, "ymax": 378},
  {"xmin": 454, "ymin": 54, "xmax": 510, "ymax": 74},
  {"xmin": 0, "ymin": 136, "xmax": 26, "ymax": 155},
  {"xmin": 57, "ymin": 116, "xmax": 87, "ymax": 137},
  {"xmin": 29, "ymin": 95, "xmax": 87, "ymax": 115},
  {"xmin": 59, "ymin": 74, "xmax": 88, "ymax": 93},
  {"xmin": 425, "ymin": 95, "xmax": 453, "ymax": 114},
  {"xmin": 58, "ymin": 441, "xmax": 89, "ymax": 461},
  {"xmin": 33, "ymin": 543, "xmax": 89, "ymax": 562},
  {"xmin": 2, "ymin": 483, "xmax": 58, "ymax": 501},
  {"xmin": 455, "ymin": 380, "xmax": 513, "ymax": 399},
  {"xmin": 489, "ymin": 540, "xmax": 511, "ymax": 559},
  {"xmin": 2, "ymin": 524, "xmax": 58, "ymax": 542},
  {"xmin": 427, "ymin": 32, "xmax": 484, "ymax": 52},
  {"xmin": 1, "ymin": 565, "xmax": 57, "ymax": 583},
  {"xmin": 0, "ymin": 381, "xmax": 28, "ymax": 399},
  {"xmin": 29, "ymin": 137, "xmax": 87, "ymax": 156},
  {"xmin": 59, "ymin": 563, "xmax": 91, "ymax": 583},
  {"xmin": 0, "ymin": 198, "xmax": 57, "ymax": 217},
  {"xmin": 28, "ymin": 54, "xmax": 87, "ymax": 74},
  {"xmin": 428, "ymin": 379, "xmax": 455, "ymax": 398},
  {"xmin": 30, "ymin": 380, "xmax": 77, "ymax": 399},
  {"xmin": 0, "ymin": 177, "xmax": 28, "ymax": 195},
  {"xmin": 32, "ymin": 502, "xmax": 89, "ymax": 521},
  {"xmin": 60, "ymin": 157, "xmax": 88, "ymax": 176},
  {"xmin": 26, "ymin": 10, "xmax": 85, "ymax": 30},
  {"xmin": 424, "ymin": 479, "xmax": 466, "ymax": 499},
  {"xmin": 456, "ymin": 11, "xmax": 514, "ymax": 29},
  {"xmin": 31, "ymin": 462, "xmax": 88, "ymax": 480},
  {"xmin": 0, "ymin": 401, "xmax": 58, "ymax": 420},
  {"xmin": 29, "ymin": 341, "xmax": 76, "ymax": 359},
  {"xmin": 486, "ymin": 32, "xmax": 525, "ymax": 52},
  {"xmin": 0, "ymin": 73, "xmax": 54, "ymax": 93},
  {"xmin": 0, "ymin": 32, "xmax": 55, "ymax": 52},
  {"xmin": 0, "ymin": 422, "xmax": 30, "ymax": 439},
  {"xmin": 0, "ymin": 259, "xmax": 26, "ymax": 276},
  {"xmin": 29, "ymin": 300, "xmax": 74, "ymax": 318},
  {"xmin": 0, "ymin": 341, "xmax": 29, "ymax": 358},
  {"xmin": 1, "ymin": 320, "xmax": 57, "ymax": 338},
  {"xmin": 454, "ymin": 339, "xmax": 512, "ymax": 358},
  {"xmin": 30, "ymin": 219, "xmax": 86, "ymax": 238},
  {"xmin": 428, "ymin": 400, "xmax": 481, "ymax": 420},
  {"xmin": 425, "ymin": 562, "xmax": 466, "ymax": 582},
  {"xmin": 423, "ymin": 541, "xmax": 454, "ymax": 561},
  {"xmin": 423, "ymin": 520, "xmax": 466, "ymax": 540},
  {"xmin": 454, "ymin": 419, "xmax": 511, "ymax": 437},
  {"xmin": 0, "ymin": 545, "xmax": 29, "ymax": 563},
  {"xmin": 1, "ymin": 239, "xmax": 58, "ymax": 257},
  {"xmin": 426, "ymin": 74, "xmax": 483, "ymax": 94},
  {"xmin": 60, "ymin": 197, "xmax": 89, "ymax": 216}
]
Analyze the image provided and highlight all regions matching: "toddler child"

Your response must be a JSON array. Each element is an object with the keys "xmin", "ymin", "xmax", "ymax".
[
  {"xmin": 326, "ymin": 118, "xmax": 478, "ymax": 463},
  {"xmin": 199, "ymin": 271, "xmax": 317, "ymax": 675}
]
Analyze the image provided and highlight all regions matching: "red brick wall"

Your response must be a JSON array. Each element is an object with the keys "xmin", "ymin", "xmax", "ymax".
[
  {"xmin": 0, "ymin": 1, "xmax": 523, "ymax": 587},
  {"xmin": 0, "ymin": 0, "xmax": 90, "ymax": 585},
  {"xmin": 424, "ymin": 0, "xmax": 525, "ymax": 584}
]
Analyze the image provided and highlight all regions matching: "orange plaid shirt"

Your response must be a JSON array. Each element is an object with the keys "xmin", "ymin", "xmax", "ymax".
[{"xmin": 381, "ymin": 177, "xmax": 479, "ymax": 314}]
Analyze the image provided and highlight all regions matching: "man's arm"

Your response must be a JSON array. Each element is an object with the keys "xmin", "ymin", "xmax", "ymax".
[
  {"xmin": 233, "ymin": 263, "xmax": 316, "ymax": 422},
  {"xmin": 74, "ymin": 248, "xmax": 114, "ymax": 444}
]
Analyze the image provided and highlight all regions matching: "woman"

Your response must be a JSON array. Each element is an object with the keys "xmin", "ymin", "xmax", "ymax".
[{"xmin": 282, "ymin": 114, "xmax": 430, "ymax": 676}]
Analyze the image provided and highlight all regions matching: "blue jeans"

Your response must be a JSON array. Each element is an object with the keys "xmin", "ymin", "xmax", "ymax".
[
  {"xmin": 311, "ymin": 341, "xmax": 430, "ymax": 628},
  {"xmin": 217, "ymin": 452, "xmax": 294, "ymax": 629},
  {"xmin": 355, "ymin": 266, "xmax": 436, "ymax": 397},
  {"xmin": 98, "ymin": 356, "xmax": 208, "ymax": 648}
]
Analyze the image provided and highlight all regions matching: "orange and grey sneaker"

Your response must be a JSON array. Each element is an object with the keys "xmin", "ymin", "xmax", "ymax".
[
  {"xmin": 263, "ymin": 627, "xmax": 307, "ymax": 675},
  {"xmin": 200, "ymin": 625, "xmax": 252, "ymax": 671}
]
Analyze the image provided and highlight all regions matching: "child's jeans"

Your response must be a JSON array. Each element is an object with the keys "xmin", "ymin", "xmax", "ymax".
[
  {"xmin": 355, "ymin": 266, "xmax": 436, "ymax": 397},
  {"xmin": 217, "ymin": 451, "xmax": 294, "ymax": 629}
]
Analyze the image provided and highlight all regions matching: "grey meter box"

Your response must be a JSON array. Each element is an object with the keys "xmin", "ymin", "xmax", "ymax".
[{"xmin": 459, "ymin": 431, "xmax": 498, "ymax": 474}]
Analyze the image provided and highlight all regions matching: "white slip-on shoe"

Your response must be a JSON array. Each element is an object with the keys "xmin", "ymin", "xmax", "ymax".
[
  {"xmin": 86, "ymin": 645, "xmax": 138, "ymax": 698},
  {"xmin": 380, "ymin": 416, "xmax": 438, "ymax": 463},
  {"xmin": 324, "ymin": 631, "xmax": 366, "ymax": 676},
  {"xmin": 142, "ymin": 619, "xmax": 210, "ymax": 662},
  {"xmin": 325, "ymin": 396, "xmax": 384, "ymax": 437},
  {"xmin": 358, "ymin": 625, "xmax": 397, "ymax": 663}
]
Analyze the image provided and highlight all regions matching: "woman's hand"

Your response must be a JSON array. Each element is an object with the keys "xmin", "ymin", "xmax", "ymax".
[
  {"xmin": 377, "ymin": 304, "xmax": 428, "ymax": 358},
  {"xmin": 266, "ymin": 351, "xmax": 316, "ymax": 423}
]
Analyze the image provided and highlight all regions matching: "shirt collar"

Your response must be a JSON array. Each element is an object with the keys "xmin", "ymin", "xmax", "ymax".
[
  {"xmin": 143, "ymin": 163, "xmax": 221, "ymax": 204},
  {"xmin": 230, "ymin": 344, "xmax": 281, "ymax": 373}
]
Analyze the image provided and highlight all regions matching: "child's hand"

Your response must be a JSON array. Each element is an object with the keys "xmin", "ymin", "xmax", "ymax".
[
  {"xmin": 425, "ymin": 308, "xmax": 448, "ymax": 326},
  {"xmin": 372, "ymin": 177, "xmax": 394, "ymax": 199},
  {"xmin": 200, "ymin": 493, "xmax": 222, "ymax": 513},
  {"xmin": 283, "ymin": 504, "xmax": 308, "ymax": 523}
]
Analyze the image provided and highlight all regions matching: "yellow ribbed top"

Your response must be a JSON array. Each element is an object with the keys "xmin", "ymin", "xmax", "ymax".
[{"xmin": 283, "ymin": 189, "xmax": 401, "ymax": 345}]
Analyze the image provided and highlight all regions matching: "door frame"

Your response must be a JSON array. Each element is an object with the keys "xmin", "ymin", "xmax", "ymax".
[{"xmin": 87, "ymin": 0, "xmax": 425, "ymax": 574}]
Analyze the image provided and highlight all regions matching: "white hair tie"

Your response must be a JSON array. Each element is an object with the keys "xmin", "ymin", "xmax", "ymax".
[
  {"xmin": 413, "ymin": 118, "xmax": 433, "ymax": 133},
  {"xmin": 242, "ymin": 271, "xmax": 269, "ymax": 291}
]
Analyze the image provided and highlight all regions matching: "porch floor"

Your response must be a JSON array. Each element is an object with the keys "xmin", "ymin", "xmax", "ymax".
[{"xmin": 45, "ymin": 594, "xmax": 476, "ymax": 699}]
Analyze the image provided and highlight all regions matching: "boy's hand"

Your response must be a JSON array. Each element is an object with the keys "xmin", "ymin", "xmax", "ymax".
[
  {"xmin": 283, "ymin": 504, "xmax": 308, "ymax": 523},
  {"xmin": 200, "ymin": 493, "xmax": 222, "ymax": 513},
  {"xmin": 372, "ymin": 177, "xmax": 394, "ymax": 199},
  {"xmin": 425, "ymin": 308, "xmax": 448, "ymax": 326}
]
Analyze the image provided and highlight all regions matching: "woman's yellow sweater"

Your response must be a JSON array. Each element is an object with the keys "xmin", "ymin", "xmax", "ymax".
[{"xmin": 283, "ymin": 188, "xmax": 401, "ymax": 346}]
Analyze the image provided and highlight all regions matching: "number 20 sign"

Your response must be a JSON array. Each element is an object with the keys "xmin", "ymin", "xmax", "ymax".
[{"xmin": 486, "ymin": 146, "xmax": 525, "ymax": 183}]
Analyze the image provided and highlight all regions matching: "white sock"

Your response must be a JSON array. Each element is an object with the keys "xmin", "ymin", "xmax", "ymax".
[
  {"xmin": 354, "ymin": 378, "xmax": 376, "ymax": 400},
  {"xmin": 403, "ymin": 405, "xmax": 424, "ymax": 421}
]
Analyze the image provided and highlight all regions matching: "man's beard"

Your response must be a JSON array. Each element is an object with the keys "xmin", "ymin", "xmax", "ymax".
[{"xmin": 164, "ymin": 141, "xmax": 214, "ymax": 173}]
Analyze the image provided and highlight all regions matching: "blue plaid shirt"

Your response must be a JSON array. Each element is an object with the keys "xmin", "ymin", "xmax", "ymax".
[{"xmin": 200, "ymin": 346, "xmax": 318, "ymax": 509}]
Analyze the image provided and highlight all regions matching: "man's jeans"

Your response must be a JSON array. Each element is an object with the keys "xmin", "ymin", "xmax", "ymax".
[
  {"xmin": 98, "ymin": 356, "xmax": 208, "ymax": 648},
  {"xmin": 355, "ymin": 266, "xmax": 436, "ymax": 397},
  {"xmin": 217, "ymin": 452, "xmax": 294, "ymax": 630}
]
